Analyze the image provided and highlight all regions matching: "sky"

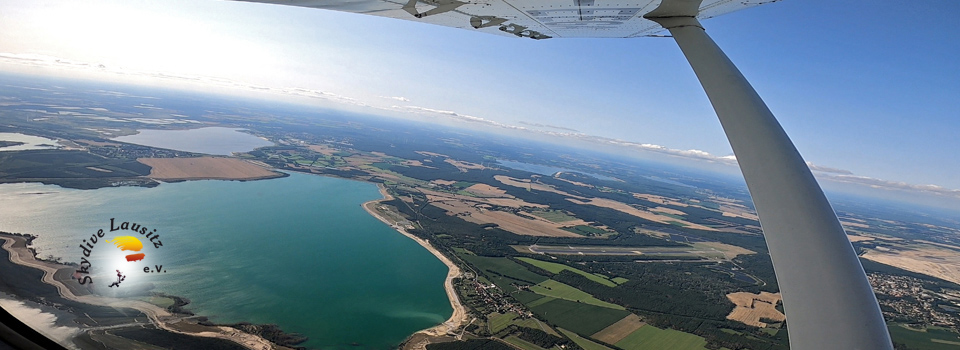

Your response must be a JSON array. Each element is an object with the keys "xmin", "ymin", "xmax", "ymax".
[{"xmin": 0, "ymin": 0, "xmax": 958, "ymax": 207}]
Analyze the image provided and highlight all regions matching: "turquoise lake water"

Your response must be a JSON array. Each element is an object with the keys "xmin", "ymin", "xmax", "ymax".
[{"xmin": 0, "ymin": 172, "xmax": 451, "ymax": 349}]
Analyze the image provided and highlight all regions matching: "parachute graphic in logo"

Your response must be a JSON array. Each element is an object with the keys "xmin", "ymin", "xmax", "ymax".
[{"xmin": 106, "ymin": 236, "xmax": 145, "ymax": 262}]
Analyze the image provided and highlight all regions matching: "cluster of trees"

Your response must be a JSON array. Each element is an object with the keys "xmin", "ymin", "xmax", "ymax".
[{"xmin": 514, "ymin": 327, "xmax": 578, "ymax": 349}]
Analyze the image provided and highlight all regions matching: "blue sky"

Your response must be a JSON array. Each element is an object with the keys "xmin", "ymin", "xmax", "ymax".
[{"xmin": 0, "ymin": 0, "xmax": 958, "ymax": 206}]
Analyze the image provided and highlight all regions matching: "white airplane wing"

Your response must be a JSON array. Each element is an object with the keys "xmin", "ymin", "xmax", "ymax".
[{"xmin": 238, "ymin": 0, "xmax": 774, "ymax": 39}]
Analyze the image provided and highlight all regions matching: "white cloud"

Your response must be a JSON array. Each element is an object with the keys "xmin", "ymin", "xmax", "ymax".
[
  {"xmin": 807, "ymin": 162, "xmax": 854, "ymax": 175},
  {"xmin": 379, "ymin": 96, "xmax": 410, "ymax": 102},
  {"xmin": 517, "ymin": 121, "xmax": 580, "ymax": 132}
]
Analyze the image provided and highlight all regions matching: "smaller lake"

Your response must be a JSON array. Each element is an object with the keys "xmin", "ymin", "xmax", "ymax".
[
  {"xmin": 112, "ymin": 127, "xmax": 273, "ymax": 155},
  {"xmin": 497, "ymin": 160, "xmax": 618, "ymax": 181},
  {"xmin": 644, "ymin": 176, "xmax": 695, "ymax": 188},
  {"xmin": 0, "ymin": 133, "xmax": 62, "ymax": 151}
]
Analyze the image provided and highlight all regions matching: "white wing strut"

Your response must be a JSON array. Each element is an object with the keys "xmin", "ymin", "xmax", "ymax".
[{"xmin": 647, "ymin": 6, "xmax": 893, "ymax": 350}]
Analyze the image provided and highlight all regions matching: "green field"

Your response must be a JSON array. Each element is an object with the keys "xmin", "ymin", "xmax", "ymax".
[
  {"xmin": 614, "ymin": 325, "xmax": 708, "ymax": 350},
  {"xmin": 513, "ymin": 317, "xmax": 560, "ymax": 336},
  {"xmin": 529, "ymin": 279, "xmax": 624, "ymax": 310},
  {"xmin": 888, "ymin": 323, "xmax": 960, "ymax": 350},
  {"xmin": 453, "ymin": 181, "xmax": 475, "ymax": 188},
  {"xmin": 513, "ymin": 290, "xmax": 547, "ymax": 304},
  {"xmin": 139, "ymin": 295, "xmax": 175, "ymax": 308},
  {"xmin": 370, "ymin": 162, "xmax": 392, "ymax": 170},
  {"xmin": 504, "ymin": 336, "xmax": 553, "ymax": 350},
  {"xmin": 526, "ymin": 296, "xmax": 557, "ymax": 308},
  {"xmin": 488, "ymin": 312, "xmax": 519, "ymax": 333},
  {"xmin": 451, "ymin": 247, "xmax": 474, "ymax": 255},
  {"xmin": 658, "ymin": 213, "xmax": 687, "ymax": 220},
  {"xmin": 530, "ymin": 210, "xmax": 579, "ymax": 223},
  {"xmin": 517, "ymin": 257, "xmax": 618, "ymax": 287},
  {"xmin": 562, "ymin": 225, "xmax": 611, "ymax": 236},
  {"xmin": 611, "ymin": 277, "xmax": 629, "ymax": 285},
  {"xmin": 528, "ymin": 298, "xmax": 630, "ymax": 336},
  {"xmin": 462, "ymin": 256, "xmax": 549, "ymax": 284},
  {"xmin": 558, "ymin": 328, "xmax": 614, "ymax": 350}
]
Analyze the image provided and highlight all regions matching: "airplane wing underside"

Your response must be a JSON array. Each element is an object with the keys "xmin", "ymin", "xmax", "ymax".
[{"xmin": 238, "ymin": 0, "xmax": 775, "ymax": 39}]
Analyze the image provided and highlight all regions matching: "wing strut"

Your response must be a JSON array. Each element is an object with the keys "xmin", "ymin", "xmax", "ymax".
[{"xmin": 646, "ymin": 9, "xmax": 894, "ymax": 350}]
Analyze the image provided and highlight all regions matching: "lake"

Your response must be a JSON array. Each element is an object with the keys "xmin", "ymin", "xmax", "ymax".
[
  {"xmin": 0, "ymin": 133, "xmax": 62, "ymax": 151},
  {"xmin": 0, "ymin": 172, "xmax": 451, "ymax": 349},
  {"xmin": 497, "ymin": 159, "xmax": 618, "ymax": 181},
  {"xmin": 112, "ymin": 127, "xmax": 274, "ymax": 155}
]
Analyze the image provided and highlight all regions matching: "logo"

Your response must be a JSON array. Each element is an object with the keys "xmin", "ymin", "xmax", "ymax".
[
  {"xmin": 106, "ymin": 236, "xmax": 145, "ymax": 262},
  {"xmin": 74, "ymin": 218, "xmax": 166, "ymax": 287}
]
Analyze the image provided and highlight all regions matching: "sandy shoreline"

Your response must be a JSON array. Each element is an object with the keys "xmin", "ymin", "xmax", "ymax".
[
  {"xmin": 0, "ymin": 233, "xmax": 274, "ymax": 350},
  {"xmin": 361, "ymin": 184, "xmax": 469, "ymax": 339}
]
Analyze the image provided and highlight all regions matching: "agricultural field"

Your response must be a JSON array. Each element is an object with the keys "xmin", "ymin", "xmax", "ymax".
[
  {"xmin": 562, "ymin": 225, "xmax": 613, "ymax": 237},
  {"xmin": 516, "ymin": 257, "xmax": 621, "ymax": 287},
  {"xmin": 529, "ymin": 210, "xmax": 579, "ymax": 223},
  {"xmin": 528, "ymin": 298, "xmax": 631, "ymax": 336},
  {"xmin": 558, "ymin": 328, "xmax": 614, "ymax": 350},
  {"xmin": 528, "ymin": 279, "xmax": 625, "ymax": 310},
  {"xmin": 614, "ymin": 325, "xmax": 708, "ymax": 350},
  {"xmin": 488, "ymin": 312, "xmax": 519, "ymax": 333},
  {"xmin": 591, "ymin": 314, "xmax": 645, "ymax": 344},
  {"xmin": 886, "ymin": 324, "xmax": 960, "ymax": 350},
  {"xmin": 724, "ymin": 292, "xmax": 784, "ymax": 327},
  {"xmin": 504, "ymin": 336, "xmax": 555, "ymax": 350},
  {"xmin": 461, "ymin": 256, "xmax": 549, "ymax": 285}
]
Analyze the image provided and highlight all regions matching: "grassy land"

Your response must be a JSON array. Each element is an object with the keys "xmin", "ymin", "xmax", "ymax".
[
  {"xmin": 453, "ymin": 181, "xmax": 474, "ymax": 188},
  {"xmin": 530, "ymin": 210, "xmax": 579, "ymax": 223},
  {"xmin": 526, "ymin": 296, "xmax": 557, "ymax": 308},
  {"xmin": 462, "ymin": 255, "xmax": 549, "ymax": 285},
  {"xmin": 658, "ymin": 213, "xmax": 686, "ymax": 220},
  {"xmin": 451, "ymin": 247, "xmax": 474, "ymax": 255},
  {"xmin": 887, "ymin": 323, "xmax": 960, "ymax": 350},
  {"xmin": 504, "ymin": 336, "xmax": 553, "ymax": 350},
  {"xmin": 516, "ymin": 257, "xmax": 618, "ymax": 287},
  {"xmin": 558, "ymin": 328, "xmax": 614, "ymax": 350},
  {"xmin": 528, "ymin": 298, "xmax": 630, "ymax": 336},
  {"xmin": 139, "ymin": 295, "xmax": 175, "ymax": 308},
  {"xmin": 529, "ymin": 279, "xmax": 625, "ymax": 310},
  {"xmin": 614, "ymin": 325, "xmax": 708, "ymax": 350},
  {"xmin": 488, "ymin": 312, "xmax": 519, "ymax": 333},
  {"xmin": 561, "ymin": 225, "xmax": 610, "ymax": 236},
  {"xmin": 611, "ymin": 277, "xmax": 629, "ymax": 285},
  {"xmin": 512, "ymin": 290, "xmax": 546, "ymax": 304}
]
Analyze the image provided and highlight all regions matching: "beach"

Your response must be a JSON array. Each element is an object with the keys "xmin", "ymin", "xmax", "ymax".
[{"xmin": 361, "ymin": 184, "xmax": 469, "ymax": 341}]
